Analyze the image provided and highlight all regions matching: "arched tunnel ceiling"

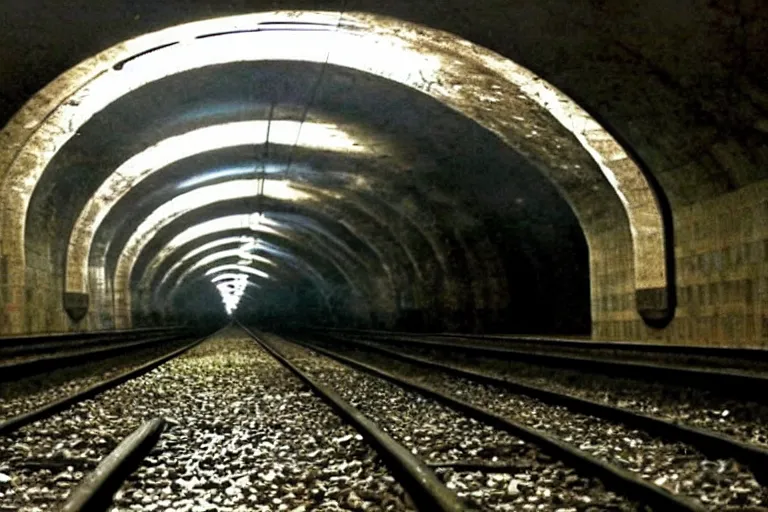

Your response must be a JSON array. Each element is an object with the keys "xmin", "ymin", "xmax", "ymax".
[
  {"xmin": 4, "ymin": 12, "xmax": 668, "ymax": 303},
  {"xmin": 0, "ymin": 1, "xmax": 764, "ymax": 204},
  {"xmin": 6, "ymin": 5, "xmax": 762, "ymax": 334},
  {"xmin": 18, "ymin": 54, "xmax": 592, "ymax": 330}
]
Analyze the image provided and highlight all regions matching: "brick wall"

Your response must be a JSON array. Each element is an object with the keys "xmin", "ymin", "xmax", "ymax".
[{"xmin": 592, "ymin": 180, "xmax": 768, "ymax": 347}]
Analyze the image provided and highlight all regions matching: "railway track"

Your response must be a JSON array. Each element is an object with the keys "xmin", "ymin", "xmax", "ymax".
[
  {"xmin": 320, "ymin": 332, "xmax": 768, "ymax": 449},
  {"xmin": 289, "ymin": 333, "xmax": 768, "ymax": 510},
  {"xmin": 3, "ymin": 326, "xmax": 766, "ymax": 510},
  {"xmin": 322, "ymin": 329, "xmax": 768, "ymax": 369},
  {"xmin": 0, "ymin": 329, "xmax": 191, "ymax": 382},
  {"xmin": 0, "ymin": 331, "xmax": 210, "ymax": 431},
  {"xmin": 320, "ymin": 332, "xmax": 768, "ymax": 403},
  {"xmin": 241, "ymin": 326, "xmax": 468, "ymax": 511},
  {"xmin": 0, "ymin": 329, "xmax": 217, "ymax": 510},
  {"xmin": 0, "ymin": 327, "xmax": 185, "ymax": 357},
  {"xmin": 254, "ymin": 333, "xmax": 697, "ymax": 511},
  {"xmin": 2, "ymin": 328, "xmax": 457, "ymax": 511},
  {"xmin": 309, "ymin": 333, "xmax": 768, "ymax": 481}
]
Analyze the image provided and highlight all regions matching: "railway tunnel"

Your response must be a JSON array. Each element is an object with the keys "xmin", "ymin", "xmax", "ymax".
[
  {"xmin": 4, "ymin": 0, "xmax": 766, "ymax": 344},
  {"xmin": 1, "ymin": 1, "xmax": 768, "ymax": 511}
]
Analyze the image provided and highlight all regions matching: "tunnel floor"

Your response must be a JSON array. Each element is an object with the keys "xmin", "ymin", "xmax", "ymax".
[{"xmin": 1, "ymin": 327, "xmax": 767, "ymax": 511}]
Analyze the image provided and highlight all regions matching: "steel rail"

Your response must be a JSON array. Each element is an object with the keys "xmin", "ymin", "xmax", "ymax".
[
  {"xmin": 0, "ymin": 333, "xmax": 188, "ymax": 381},
  {"xmin": 291, "ymin": 337, "xmax": 706, "ymax": 512},
  {"xmin": 316, "ymin": 327, "xmax": 768, "ymax": 362},
  {"xmin": 0, "ymin": 327, "xmax": 189, "ymax": 359},
  {"xmin": 0, "ymin": 325, "xmax": 182, "ymax": 345},
  {"xmin": 313, "ymin": 333, "xmax": 768, "ymax": 484},
  {"xmin": 330, "ymin": 332, "xmax": 768, "ymax": 402},
  {"xmin": 238, "ymin": 325, "xmax": 472, "ymax": 512},
  {"xmin": 0, "ymin": 327, "xmax": 224, "ymax": 435},
  {"xmin": 60, "ymin": 418, "xmax": 166, "ymax": 512}
]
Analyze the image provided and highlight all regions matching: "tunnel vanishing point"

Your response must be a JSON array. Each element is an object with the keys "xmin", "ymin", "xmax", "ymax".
[{"xmin": 0, "ymin": 2, "xmax": 766, "ymax": 346}]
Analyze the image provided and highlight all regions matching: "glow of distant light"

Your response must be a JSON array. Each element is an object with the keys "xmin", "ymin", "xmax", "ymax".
[{"xmin": 214, "ymin": 272, "xmax": 250, "ymax": 315}]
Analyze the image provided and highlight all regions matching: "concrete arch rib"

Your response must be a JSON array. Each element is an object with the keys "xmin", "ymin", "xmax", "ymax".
[
  {"xmin": 64, "ymin": 120, "xmax": 367, "ymax": 294},
  {"xmin": 152, "ymin": 243, "xmax": 336, "ymax": 313},
  {"xmin": 139, "ymin": 225, "xmax": 374, "ymax": 322},
  {"xmin": 0, "ymin": 11, "xmax": 668, "ymax": 333},
  {"xmin": 167, "ymin": 253, "xmax": 332, "ymax": 310},
  {"xmin": 141, "ymin": 227, "xmax": 369, "ymax": 308},
  {"xmin": 167, "ymin": 260, "xmax": 335, "ymax": 320}
]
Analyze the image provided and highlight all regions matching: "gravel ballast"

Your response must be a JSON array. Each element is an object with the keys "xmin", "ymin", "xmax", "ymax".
[
  {"xmin": 0, "ymin": 329, "xmax": 412, "ymax": 511},
  {"xmin": 0, "ymin": 338, "xmax": 194, "ymax": 423},
  {"xmin": 368, "ymin": 339, "xmax": 768, "ymax": 449},
  {"xmin": 267, "ymin": 334, "xmax": 643, "ymax": 512},
  {"xmin": 324, "ymin": 342, "xmax": 768, "ymax": 510}
]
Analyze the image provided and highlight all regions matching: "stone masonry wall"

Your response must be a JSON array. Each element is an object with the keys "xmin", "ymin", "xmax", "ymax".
[{"xmin": 592, "ymin": 180, "xmax": 768, "ymax": 347}]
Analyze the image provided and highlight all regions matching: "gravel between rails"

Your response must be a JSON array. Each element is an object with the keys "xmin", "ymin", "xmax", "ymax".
[
  {"xmin": 0, "ymin": 328, "xmax": 412, "ymax": 512},
  {"xmin": 376, "ymin": 341, "xmax": 768, "ymax": 449},
  {"xmin": 0, "ymin": 338, "xmax": 194, "ymax": 422},
  {"xmin": 330, "ymin": 343, "xmax": 768, "ymax": 510},
  {"xmin": 266, "ymin": 335, "xmax": 644, "ymax": 512}
]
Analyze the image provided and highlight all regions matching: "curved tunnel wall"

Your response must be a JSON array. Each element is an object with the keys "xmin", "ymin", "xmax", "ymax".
[
  {"xmin": 8, "ymin": 17, "xmax": 620, "ymax": 337},
  {"xmin": 0, "ymin": 6, "xmax": 765, "ymax": 345}
]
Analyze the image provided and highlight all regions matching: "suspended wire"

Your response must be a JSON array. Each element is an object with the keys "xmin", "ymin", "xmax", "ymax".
[
  {"xmin": 255, "ymin": 101, "xmax": 275, "ymax": 219},
  {"xmin": 243, "ymin": 1, "xmax": 346, "ymax": 290},
  {"xmin": 281, "ymin": 2, "xmax": 347, "ymax": 177}
]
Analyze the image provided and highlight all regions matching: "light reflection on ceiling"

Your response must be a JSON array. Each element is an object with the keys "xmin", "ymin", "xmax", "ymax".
[
  {"xmin": 65, "ymin": 120, "xmax": 365, "ymax": 294},
  {"xmin": 169, "ymin": 248, "xmax": 275, "ymax": 290},
  {"xmin": 205, "ymin": 264, "xmax": 270, "ymax": 279},
  {"xmin": 113, "ymin": 179, "xmax": 309, "ymax": 308},
  {"xmin": 154, "ymin": 235, "xmax": 256, "ymax": 287},
  {"xmin": 176, "ymin": 166, "xmax": 255, "ymax": 189},
  {"xmin": 138, "ymin": 214, "xmax": 293, "ymax": 292}
]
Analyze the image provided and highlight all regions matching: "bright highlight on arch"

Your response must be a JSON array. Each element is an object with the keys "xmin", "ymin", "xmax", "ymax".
[
  {"xmin": 205, "ymin": 265, "xmax": 270, "ymax": 280},
  {"xmin": 150, "ymin": 236, "xmax": 272, "ymax": 298},
  {"xmin": 169, "ymin": 238, "xmax": 332, "ymax": 295},
  {"xmin": 139, "ymin": 215, "xmax": 294, "ymax": 292},
  {"xmin": 144, "ymin": 230, "xmax": 366, "ymax": 319},
  {"xmin": 110, "ymin": 181, "xmax": 309, "ymax": 327},
  {"xmin": 173, "ymin": 253, "xmax": 309, "ymax": 301},
  {"xmin": 113, "ymin": 178, "xmax": 310, "ymax": 311},
  {"xmin": 167, "ymin": 248, "xmax": 274, "ymax": 290},
  {"xmin": 0, "ymin": 10, "xmax": 670, "ymax": 331},
  {"xmin": 166, "ymin": 254, "xmax": 335, "ymax": 316},
  {"xmin": 65, "ymin": 120, "xmax": 364, "ymax": 293},
  {"xmin": 152, "ymin": 235, "xmax": 257, "ymax": 288},
  {"xmin": 139, "ymin": 213, "xmax": 369, "ymax": 304}
]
